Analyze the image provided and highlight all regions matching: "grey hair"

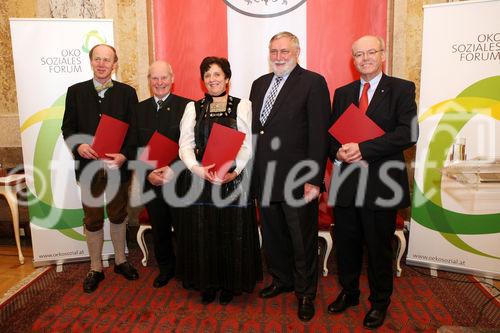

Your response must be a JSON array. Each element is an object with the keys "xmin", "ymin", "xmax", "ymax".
[
  {"xmin": 269, "ymin": 31, "xmax": 300, "ymax": 50},
  {"xmin": 147, "ymin": 60, "xmax": 173, "ymax": 78}
]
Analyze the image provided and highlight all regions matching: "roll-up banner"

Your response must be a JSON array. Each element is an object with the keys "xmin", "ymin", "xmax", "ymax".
[
  {"xmin": 408, "ymin": 0, "xmax": 500, "ymax": 278},
  {"xmin": 9, "ymin": 18, "xmax": 115, "ymax": 266}
]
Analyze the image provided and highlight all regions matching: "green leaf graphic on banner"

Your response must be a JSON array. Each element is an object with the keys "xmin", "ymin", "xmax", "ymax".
[
  {"xmin": 413, "ymin": 184, "xmax": 500, "ymax": 234},
  {"xmin": 413, "ymin": 76, "xmax": 500, "ymax": 258},
  {"xmin": 82, "ymin": 30, "xmax": 106, "ymax": 53},
  {"xmin": 27, "ymin": 190, "xmax": 84, "ymax": 229},
  {"xmin": 58, "ymin": 228, "xmax": 86, "ymax": 241},
  {"xmin": 33, "ymin": 119, "xmax": 60, "ymax": 204},
  {"xmin": 20, "ymin": 93, "xmax": 86, "ymax": 241},
  {"xmin": 458, "ymin": 76, "xmax": 500, "ymax": 100},
  {"xmin": 440, "ymin": 233, "xmax": 498, "ymax": 259}
]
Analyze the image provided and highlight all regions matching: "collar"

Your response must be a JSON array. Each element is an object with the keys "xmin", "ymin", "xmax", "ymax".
[
  {"xmin": 273, "ymin": 68, "xmax": 293, "ymax": 80},
  {"xmin": 93, "ymin": 79, "xmax": 112, "ymax": 88},
  {"xmin": 360, "ymin": 71, "xmax": 383, "ymax": 87},
  {"xmin": 154, "ymin": 93, "xmax": 170, "ymax": 104}
]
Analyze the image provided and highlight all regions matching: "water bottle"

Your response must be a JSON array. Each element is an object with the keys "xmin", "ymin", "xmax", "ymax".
[{"xmin": 450, "ymin": 137, "xmax": 466, "ymax": 162}]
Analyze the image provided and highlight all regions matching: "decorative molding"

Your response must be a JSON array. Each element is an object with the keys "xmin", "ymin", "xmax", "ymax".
[{"xmin": 48, "ymin": 0, "xmax": 104, "ymax": 18}]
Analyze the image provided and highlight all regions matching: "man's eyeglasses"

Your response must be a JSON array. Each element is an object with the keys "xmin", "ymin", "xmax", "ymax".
[{"xmin": 353, "ymin": 49, "xmax": 384, "ymax": 59}]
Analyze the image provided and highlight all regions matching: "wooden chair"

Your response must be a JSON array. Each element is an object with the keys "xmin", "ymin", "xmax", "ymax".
[
  {"xmin": 136, "ymin": 208, "xmax": 152, "ymax": 267},
  {"xmin": 136, "ymin": 204, "xmax": 407, "ymax": 276},
  {"xmin": 0, "ymin": 174, "xmax": 26, "ymax": 264},
  {"xmin": 394, "ymin": 213, "xmax": 408, "ymax": 277}
]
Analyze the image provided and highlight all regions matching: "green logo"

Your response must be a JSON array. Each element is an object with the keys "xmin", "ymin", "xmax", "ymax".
[
  {"xmin": 412, "ymin": 75, "xmax": 500, "ymax": 258},
  {"xmin": 82, "ymin": 30, "xmax": 106, "ymax": 54},
  {"xmin": 20, "ymin": 94, "xmax": 85, "ymax": 241}
]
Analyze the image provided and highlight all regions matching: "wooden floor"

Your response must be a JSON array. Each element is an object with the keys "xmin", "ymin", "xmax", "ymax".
[{"xmin": 0, "ymin": 244, "xmax": 36, "ymax": 298}]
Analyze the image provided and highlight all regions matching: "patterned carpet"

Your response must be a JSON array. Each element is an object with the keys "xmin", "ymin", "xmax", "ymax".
[{"xmin": 0, "ymin": 244, "xmax": 499, "ymax": 332}]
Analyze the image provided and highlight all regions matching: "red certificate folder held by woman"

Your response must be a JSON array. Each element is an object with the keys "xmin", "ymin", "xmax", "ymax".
[
  {"xmin": 138, "ymin": 131, "xmax": 179, "ymax": 168},
  {"xmin": 91, "ymin": 114, "xmax": 129, "ymax": 158},
  {"xmin": 329, "ymin": 103, "xmax": 385, "ymax": 144},
  {"xmin": 201, "ymin": 123, "xmax": 245, "ymax": 179}
]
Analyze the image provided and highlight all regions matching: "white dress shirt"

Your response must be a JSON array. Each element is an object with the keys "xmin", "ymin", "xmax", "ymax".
[{"xmin": 179, "ymin": 99, "xmax": 253, "ymax": 175}]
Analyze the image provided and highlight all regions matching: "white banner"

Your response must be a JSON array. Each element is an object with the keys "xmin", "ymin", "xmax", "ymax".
[
  {"xmin": 227, "ymin": 1, "xmax": 307, "ymax": 99},
  {"xmin": 408, "ymin": 0, "xmax": 500, "ymax": 278},
  {"xmin": 9, "ymin": 18, "xmax": 116, "ymax": 266}
]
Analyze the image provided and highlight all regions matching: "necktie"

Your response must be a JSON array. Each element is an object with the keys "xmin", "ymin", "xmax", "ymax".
[
  {"xmin": 157, "ymin": 99, "xmax": 164, "ymax": 110},
  {"xmin": 359, "ymin": 82, "xmax": 370, "ymax": 113},
  {"xmin": 95, "ymin": 81, "xmax": 113, "ymax": 93},
  {"xmin": 260, "ymin": 76, "xmax": 283, "ymax": 125}
]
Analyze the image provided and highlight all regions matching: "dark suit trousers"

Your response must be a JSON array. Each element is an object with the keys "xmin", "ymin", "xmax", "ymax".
[
  {"xmin": 145, "ymin": 186, "xmax": 176, "ymax": 274},
  {"xmin": 260, "ymin": 201, "xmax": 318, "ymax": 298},
  {"xmin": 334, "ymin": 206, "xmax": 396, "ymax": 310}
]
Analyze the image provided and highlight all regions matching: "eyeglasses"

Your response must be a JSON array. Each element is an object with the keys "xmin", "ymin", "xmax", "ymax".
[
  {"xmin": 353, "ymin": 49, "xmax": 384, "ymax": 59},
  {"xmin": 270, "ymin": 49, "xmax": 291, "ymax": 57}
]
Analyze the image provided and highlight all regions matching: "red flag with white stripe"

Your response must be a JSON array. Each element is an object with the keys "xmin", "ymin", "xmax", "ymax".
[{"xmin": 153, "ymin": 0, "xmax": 387, "ymax": 223}]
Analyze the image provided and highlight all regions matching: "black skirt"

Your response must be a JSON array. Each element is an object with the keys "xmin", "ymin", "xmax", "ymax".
[{"xmin": 175, "ymin": 174, "xmax": 263, "ymax": 294}]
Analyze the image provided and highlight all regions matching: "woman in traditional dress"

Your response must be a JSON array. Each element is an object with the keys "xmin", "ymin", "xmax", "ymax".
[{"xmin": 176, "ymin": 56, "xmax": 262, "ymax": 305}]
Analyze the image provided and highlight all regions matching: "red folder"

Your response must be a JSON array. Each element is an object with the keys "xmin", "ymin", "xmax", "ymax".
[
  {"xmin": 329, "ymin": 103, "xmax": 385, "ymax": 144},
  {"xmin": 201, "ymin": 123, "xmax": 246, "ymax": 179},
  {"xmin": 138, "ymin": 131, "xmax": 179, "ymax": 168},
  {"xmin": 91, "ymin": 114, "xmax": 129, "ymax": 158}
]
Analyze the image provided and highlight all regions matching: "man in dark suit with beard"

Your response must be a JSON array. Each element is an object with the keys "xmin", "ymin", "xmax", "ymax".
[
  {"xmin": 249, "ymin": 31, "xmax": 331, "ymax": 322},
  {"xmin": 62, "ymin": 44, "xmax": 139, "ymax": 293},
  {"xmin": 327, "ymin": 35, "xmax": 418, "ymax": 329},
  {"xmin": 127, "ymin": 61, "xmax": 191, "ymax": 288}
]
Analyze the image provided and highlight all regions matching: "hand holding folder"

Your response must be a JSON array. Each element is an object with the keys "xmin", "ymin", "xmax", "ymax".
[
  {"xmin": 139, "ymin": 131, "xmax": 179, "ymax": 168},
  {"xmin": 329, "ymin": 103, "xmax": 385, "ymax": 144},
  {"xmin": 201, "ymin": 123, "xmax": 246, "ymax": 179},
  {"xmin": 91, "ymin": 114, "xmax": 129, "ymax": 159}
]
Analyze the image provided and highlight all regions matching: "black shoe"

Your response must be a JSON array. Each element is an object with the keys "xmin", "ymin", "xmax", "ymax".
[
  {"xmin": 201, "ymin": 289, "xmax": 216, "ymax": 305},
  {"xmin": 363, "ymin": 308, "xmax": 387, "ymax": 330},
  {"xmin": 259, "ymin": 284, "xmax": 294, "ymax": 298},
  {"xmin": 153, "ymin": 272, "xmax": 173, "ymax": 288},
  {"xmin": 219, "ymin": 290, "xmax": 233, "ymax": 305},
  {"xmin": 297, "ymin": 297, "xmax": 315, "ymax": 322},
  {"xmin": 327, "ymin": 292, "xmax": 359, "ymax": 313},
  {"xmin": 114, "ymin": 262, "xmax": 139, "ymax": 280},
  {"xmin": 83, "ymin": 270, "xmax": 105, "ymax": 293}
]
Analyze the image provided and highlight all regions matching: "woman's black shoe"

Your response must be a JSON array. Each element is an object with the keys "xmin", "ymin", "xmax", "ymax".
[
  {"xmin": 201, "ymin": 289, "xmax": 216, "ymax": 304},
  {"xmin": 219, "ymin": 290, "xmax": 233, "ymax": 305}
]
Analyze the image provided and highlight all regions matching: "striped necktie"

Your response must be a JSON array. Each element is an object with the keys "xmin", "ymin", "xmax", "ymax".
[
  {"xmin": 260, "ymin": 76, "xmax": 283, "ymax": 125},
  {"xmin": 157, "ymin": 99, "xmax": 164, "ymax": 110}
]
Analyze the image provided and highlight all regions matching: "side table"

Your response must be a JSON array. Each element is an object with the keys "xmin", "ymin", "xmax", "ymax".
[{"xmin": 0, "ymin": 174, "xmax": 26, "ymax": 264}]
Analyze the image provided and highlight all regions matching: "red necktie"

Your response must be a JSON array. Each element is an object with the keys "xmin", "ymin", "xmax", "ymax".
[{"xmin": 359, "ymin": 82, "xmax": 370, "ymax": 113}]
